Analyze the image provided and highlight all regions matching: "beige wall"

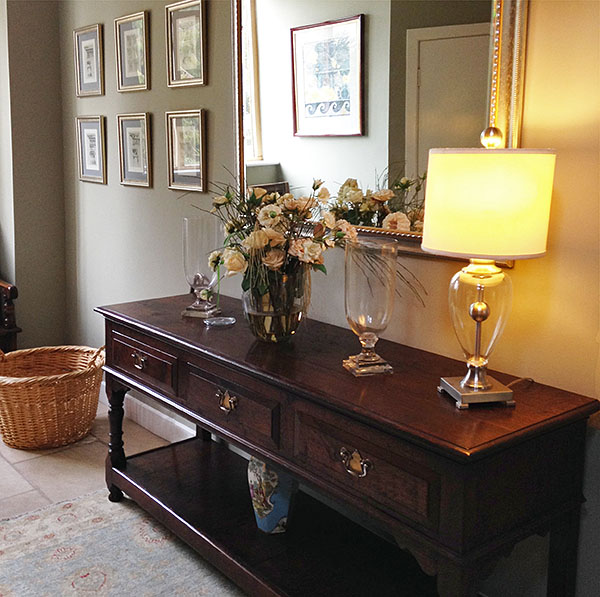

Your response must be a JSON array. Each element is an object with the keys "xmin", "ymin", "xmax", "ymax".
[
  {"xmin": 58, "ymin": 0, "xmax": 236, "ymax": 347},
  {"xmin": 3, "ymin": 0, "xmax": 66, "ymax": 347}
]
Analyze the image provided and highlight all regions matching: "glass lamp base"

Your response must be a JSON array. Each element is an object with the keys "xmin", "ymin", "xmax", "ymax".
[
  {"xmin": 343, "ymin": 354, "xmax": 393, "ymax": 377},
  {"xmin": 438, "ymin": 376, "xmax": 515, "ymax": 410},
  {"xmin": 181, "ymin": 305, "xmax": 221, "ymax": 319}
]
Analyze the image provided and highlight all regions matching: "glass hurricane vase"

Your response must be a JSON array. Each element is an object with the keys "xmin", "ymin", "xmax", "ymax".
[
  {"xmin": 242, "ymin": 263, "xmax": 310, "ymax": 343},
  {"xmin": 182, "ymin": 216, "xmax": 220, "ymax": 318},
  {"xmin": 343, "ymin": 240, "xmax": 397, "ymax": 376}
]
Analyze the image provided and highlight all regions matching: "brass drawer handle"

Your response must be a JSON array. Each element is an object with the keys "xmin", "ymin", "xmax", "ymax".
[
  {"xmin": 131, "ymin": 352, "xmax": 147, "ymax": 371},
  {"xmin": 217, "ymin": 388, "xmax": 238, "ymax": 414},
  {"xmin": 339, "ymin": 447, "xmax": 372, "ymax": 478}
]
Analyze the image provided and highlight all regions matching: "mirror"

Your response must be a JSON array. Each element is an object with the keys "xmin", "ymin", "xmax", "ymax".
[{"xmin": 232, "ymin": 0, "xmax": 529, "ymax": 258}]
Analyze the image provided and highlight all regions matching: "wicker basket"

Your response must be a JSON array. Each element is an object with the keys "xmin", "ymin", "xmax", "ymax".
[{"xmin": 0, "ymin": 345, "xmax": 105, "ymax": 450}]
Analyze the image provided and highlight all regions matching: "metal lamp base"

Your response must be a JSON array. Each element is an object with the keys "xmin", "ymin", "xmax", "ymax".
[{"xmin": 438, "ymin": 376, "xmax": 515, "ymax": 410}]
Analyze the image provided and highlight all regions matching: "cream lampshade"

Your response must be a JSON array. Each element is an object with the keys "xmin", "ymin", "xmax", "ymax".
[{"xmin": 422, "ymin": 148, "xmax": 556, "ymax": 409}]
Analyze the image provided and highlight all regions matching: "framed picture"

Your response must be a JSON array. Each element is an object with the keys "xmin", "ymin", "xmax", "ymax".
[
  {"xmin": 117, "ymin": 113, "xmax": 151, "ymax": 187},
  {"xmin": 115, "ymin": 12, "xmax": 149, "ymax": 92},
  {"xmin": 291, "ymin": 14, "xmax": 364, "ymax": 137},
  {"xmin": 76, "ymin": 116, "xmax": 106, "ymax": 183},
  {"xmin": 166, "ymin": 110, "xmax": 205, "ymax": 191},
  {"xmin": 166, "ymin": 0, "xmax": 205, "ymax": 87},
  {"xmin": 73, "ymin": 24, "xmax": 104, "ymax": 97}
]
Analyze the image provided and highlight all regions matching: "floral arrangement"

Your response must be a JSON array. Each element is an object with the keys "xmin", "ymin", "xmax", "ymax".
[
  {"xmin": 329, "ymin": 172, "xmax": 427, "ymax": 232},
  {"xmin": 204, "ymin": 179, "xmax": 358, "ymax": 340},
  {"xmin": 207, "ymin": 179, "xmax": 356, "ymax": 285}
]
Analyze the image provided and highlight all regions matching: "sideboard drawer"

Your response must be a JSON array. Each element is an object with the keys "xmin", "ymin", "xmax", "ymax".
[
  {"xmin": 182, "ymin": 360, "xmax": 283, "ymax": 451},
  {"xmin": 293, "ymin": 402, "xmax": 440, "ymax": 531},
  {"xmin": 110, "ymin": 330, "xmax": 178, "ymax": 397}
]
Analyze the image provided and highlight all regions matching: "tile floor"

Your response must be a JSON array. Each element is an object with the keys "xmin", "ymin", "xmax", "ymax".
[{"xmin": 0, "ymin": 401, "xmax": 168, "ymax": 519}]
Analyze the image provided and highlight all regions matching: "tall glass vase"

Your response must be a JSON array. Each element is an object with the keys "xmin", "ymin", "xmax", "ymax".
[
  {"xmin": 242, "ymin": 263, "xmax": 310, "ymax": 342},
  {"xmin": 343, "ymin": 240, "xmax": 397, "ymax": 376}
]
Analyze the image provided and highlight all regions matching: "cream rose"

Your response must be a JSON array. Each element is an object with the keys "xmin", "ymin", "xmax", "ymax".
[
  {"xmin": 242, "ymin": 229, "xmax": 269, "ymax": 251},
  {"xmin": 322, "ymin": 211, "xmax": 336, "ymax": 229},
  {"xmin": 208, "ymin": 250, "xmax": 222, "ymax": 271},
  {"xmin": 212, "ymin": 195, "xmax": 230, "ymax": 207},
  {"xmin": 297, "ymin": 196, "xmax": 318, "ymax": 213},
  {"xmin": 263, "ymin": 227, "xmax": 285, "ymax": 246},
  {"xmin": 283, "ymin": 196, "xmax": 298, "ymax": 211},
  {"xmin": 382, "ymin": 212, "xmax": 410, "ymax": 232},
  {"xmin": 222, "ymin": 248, "xmax": 247, "ymax": 276},
  {"xmin": 317, "ymin": 186, "xmax": 330, "ymax": 203},
  {"xmin": 335, "ymin": 219, "xmax": 358, "ymax": 242},
  {"xmin": 262, "ymin": 248, "xmax": 286, "ymax": 271},
  {"xmin": 288, "ymin": 238, "xmax": 323, "ymax": 264},
  {"xmin": 250, "ymin": 187, "xmax": 268, "ymax": 200},
  {"xmin": 348, "ymin": 189, "xmax": 364, "ymax": 204},
  {"xmin": 258, "ymin": 204, "xmax": 283, "ymax": 228},
  {"xmin": 371, "ymin": 189, "xmax": 395, "ymax": 203}
]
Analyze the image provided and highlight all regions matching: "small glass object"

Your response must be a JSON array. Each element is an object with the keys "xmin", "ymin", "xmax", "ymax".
[
  {"xmin": 204, "ymin": 316, "xmax": 236, "ymax": 327},
  {"xmin": 343, "ymin": 240, "xmax": 397, "ymax": 376},
  {"xmin": 182, "ymin": 216, "xmax": 221, "ymax": 319}
]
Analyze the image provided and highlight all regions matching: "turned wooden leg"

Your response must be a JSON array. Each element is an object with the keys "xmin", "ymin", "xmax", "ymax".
[
  {"xmin": 547, "ymin": 506, "xmax": 581, "ymax": 597},
  {"xmin": 106, "ymin": 379, "xmax": 128, "ymax": 502}
]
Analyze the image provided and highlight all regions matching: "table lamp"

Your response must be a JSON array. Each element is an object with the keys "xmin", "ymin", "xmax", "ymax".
[{"xmin": 421, "ymin": 148, "xmax": 556, "ymax": 409}]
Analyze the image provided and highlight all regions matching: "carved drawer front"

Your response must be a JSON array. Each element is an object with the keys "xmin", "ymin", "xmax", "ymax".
[
  {"xmin": 110, "ymin": 330, "xmax": 178, "ymax": 397},
  {"xmin": 293, "ymin": 402, "xmax": 440, "ymax": 530},
  {"xmin": 182, "ymin": 360, "xmax": 282, "ymax": 451}
]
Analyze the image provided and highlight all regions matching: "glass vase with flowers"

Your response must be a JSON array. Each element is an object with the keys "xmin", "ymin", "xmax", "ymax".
[{"xmin": 206, "ymin": 179, "xmax": 357, "ymax": 342}]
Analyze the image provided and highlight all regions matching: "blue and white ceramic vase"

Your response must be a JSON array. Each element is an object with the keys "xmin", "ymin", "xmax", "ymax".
[{"xmin": 247, "ymin": 456, "xmax": 297, "ymax": 534}]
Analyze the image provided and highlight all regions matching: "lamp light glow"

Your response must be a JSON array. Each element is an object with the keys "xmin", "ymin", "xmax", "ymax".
[
  {"xmin": 422, "ymin": 149, "xmax": 556, "ymax": 261},
  {"xmin": 421, "ymin": 147, "xmax": 556, "ymax": 409}
]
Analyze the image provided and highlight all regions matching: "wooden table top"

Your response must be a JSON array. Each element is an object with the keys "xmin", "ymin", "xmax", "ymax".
[{"xmin": 97, "ymin": 294, "xmax": 599, "ymax": 462}]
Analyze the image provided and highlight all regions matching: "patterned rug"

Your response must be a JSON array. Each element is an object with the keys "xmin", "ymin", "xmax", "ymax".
[{"xmin": 0, "ymin": 490, "xmax": 245, "ymax": 596}]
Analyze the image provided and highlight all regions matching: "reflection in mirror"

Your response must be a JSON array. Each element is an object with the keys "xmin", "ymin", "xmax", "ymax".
[{"xmin": 235, "ymin": 0, "xmax": 528, "ymax": 255}]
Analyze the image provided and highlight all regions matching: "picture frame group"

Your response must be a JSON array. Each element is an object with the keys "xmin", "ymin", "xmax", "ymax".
[
  {"xmin": 73, "ymin": 1, "xmax": 206, "ymax": 95},
  {"xmin": 76, "ymin": 110, "xmax": 207, "ymax": 191}
]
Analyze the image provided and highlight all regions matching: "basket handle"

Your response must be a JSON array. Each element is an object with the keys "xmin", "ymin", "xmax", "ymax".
[{"xmin": 91, "ymin": 345, "xmax": 105, "ymax": 363}]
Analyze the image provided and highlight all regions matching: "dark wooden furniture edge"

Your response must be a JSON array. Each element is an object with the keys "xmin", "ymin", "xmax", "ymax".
[{"xmin": 95, "ymin": 298, "xmax": 599, "ymax": 463}]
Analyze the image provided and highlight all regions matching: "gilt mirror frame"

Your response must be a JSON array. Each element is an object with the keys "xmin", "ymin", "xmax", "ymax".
[{"xmin": 231, "ymin": 0, "xmax": 529, "ymax": 260}]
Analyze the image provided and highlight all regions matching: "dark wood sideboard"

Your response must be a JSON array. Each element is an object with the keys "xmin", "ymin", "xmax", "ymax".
[{"xmin": 96, "ymin": 294, "xmax": 599, "ymax": 597}]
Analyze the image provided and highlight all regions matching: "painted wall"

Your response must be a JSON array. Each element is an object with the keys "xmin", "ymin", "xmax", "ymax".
[
  {"xmin": 253, "ymin": 0, "xmax": 390, "ymax": 196},
  {"xmin": 2, "ymin": 0, "xmax": 66, "ymax": 347},
  {"xmin": 57, "ymin": 0, "xmax": 236, "ymax": 348}
]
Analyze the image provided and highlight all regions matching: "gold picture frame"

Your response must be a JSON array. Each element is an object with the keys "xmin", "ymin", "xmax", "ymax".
[
  {"xmin": 117, "ymin": 113, "xmax": 151, "ymax": 187},
  {"xmin": 166, "ymin": 109, "xmax": 206, "ymax": 192},
  {"xmin": 166, "ymin": 0, "xmax": 205, "ymax": 87},
  {"xmin": 76, "ymin": 116, "xmax": 106, "ymax": 184},
  {"xmin": 115, "ymin": 12, "xmax": 150, "ymax": 92},
  {"xmin": 73, "ymin": 24, "xmax": 104, "ymax": 97}
]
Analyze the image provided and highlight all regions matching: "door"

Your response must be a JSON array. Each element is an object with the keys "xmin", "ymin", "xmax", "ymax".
[{"xmin": 405, "ymin": 23, "xmax": 490, "ymax": 178}]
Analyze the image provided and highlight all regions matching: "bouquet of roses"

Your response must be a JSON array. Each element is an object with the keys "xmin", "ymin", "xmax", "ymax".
[
  {"xmin": 329, "ymin": 172, "xmax": 426, "ymax": 232},
  {"xmin": 207, "ymin": 179, "xmax": 356, "ymax": 290}
]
